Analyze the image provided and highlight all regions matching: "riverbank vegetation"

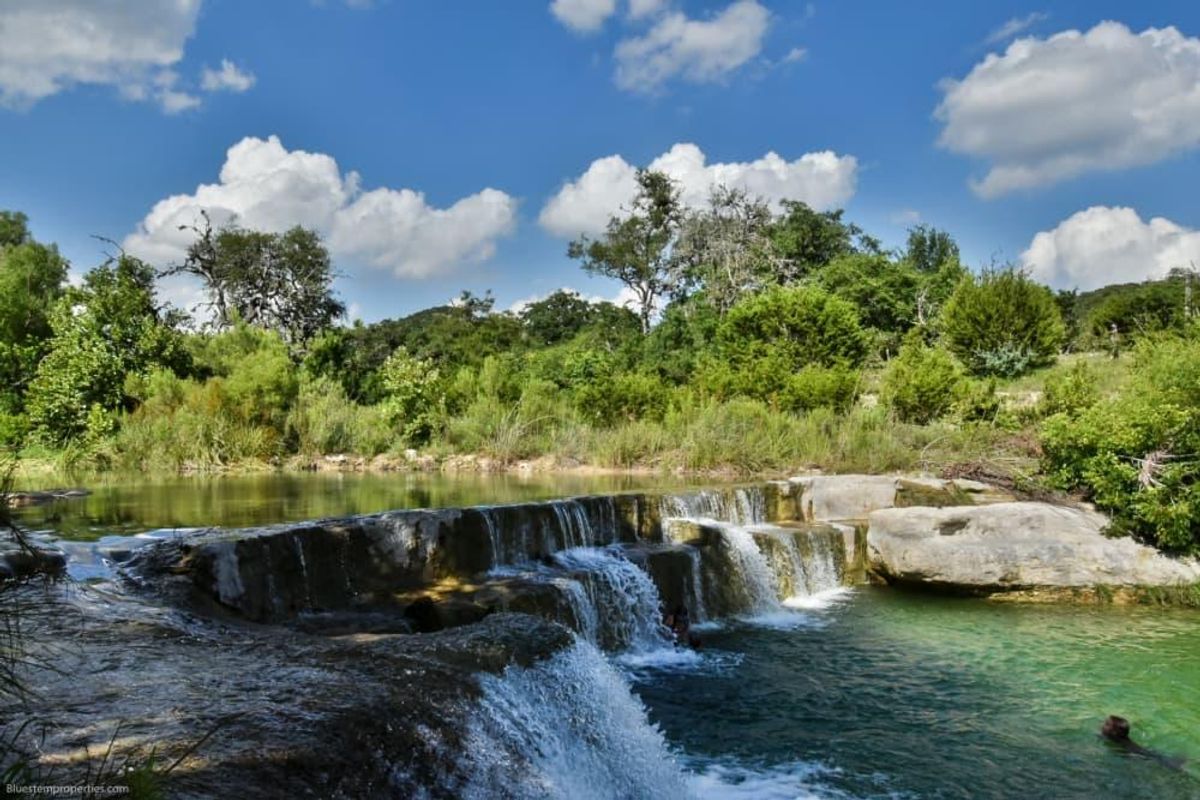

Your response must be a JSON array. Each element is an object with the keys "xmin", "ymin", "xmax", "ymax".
[{"xmin": 2, "ymin": 169, "xmax": 1199, "ymax": 551}]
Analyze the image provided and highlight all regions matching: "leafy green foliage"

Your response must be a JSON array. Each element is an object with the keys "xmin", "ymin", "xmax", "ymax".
[
  {"xmin": 569, "ymin": 170, "xmax": 682, "ymax": 334},
  {"xmin": 167, "ymin": 218, "xmax": 344, "ymax": 351},
  {"xmin": 717, "ymin": 285, "xmax": 869, "ymax": 369},
  {"xmin": 0, "ymin": 215, "xmax": 68, "ymax": 416},
  {"xmin": 940, "ymin": 268, "xmax": 1066, "ymax": 377},
  {"xmin": 1039, "ymin": 360, "xmax": 1099, "ymax": 418},
  {"xmin": 768, "ymin": 201, "xmax": 879, "ymax": 280},
  {"xmin": 26, "ymin": 256, "xmax": 188, "ymax": 444},
  {"xmin": 381, "ymin": 347, "xmax": 443, "ymax": 445},
  {"xmin": 904, "ymin": 225, "xmax": 960, "ymax": 273},
  {"xmin": 1041, "ymin": 334, "xmax": 1200, "ymax": 552},
  {"xmin": 881, "ymin": 334, "xmax": 966, "ymax": 424}
]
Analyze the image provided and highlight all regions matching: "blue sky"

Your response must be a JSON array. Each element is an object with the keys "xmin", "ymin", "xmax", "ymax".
[{"xmin": 2, "ymin": 0, "xmax": 1200, "ymax": 322}]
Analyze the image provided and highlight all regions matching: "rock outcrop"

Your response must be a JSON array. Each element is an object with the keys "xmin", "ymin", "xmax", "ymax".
[
  {"xmin": 782, "ymin": 474, "xmax": 1012, "ymax": 522},
  {"xmin": 866, "ymin": 501, "xmax": 1200, "ymax": 594}
]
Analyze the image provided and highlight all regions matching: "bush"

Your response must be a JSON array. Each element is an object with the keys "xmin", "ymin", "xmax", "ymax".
[
  {"xmin": 881, "ymin": 335, "xmax": 965, "ymax": 424},
  {"xmin": 287, "ymin": 375, "xmax": 391, "ymax": 456},
  {"xmin": 380, "ymin": 347, "xmax": 444, "ymax": 446},
  {"xmin": 1040, "ymin": 361, "xmax": 1099, "ymax": 417},
  {"xmin": 940, "ymin": 268, "xmax": 1065, "ymax": 377},
  {"xmin": 718, "ymin": 285, "xmax": 869, "ymax": 368},
  {"xmin": 1040, "ymin": 334, "xmax": 1200, "ymax": 552},
  {"xmin": 574, "ymin": 371, "xmax": 668, "ymax": 426},
  {"xmin": 779, "ymin": 365, "xmax": 861, "ymax": 412}
]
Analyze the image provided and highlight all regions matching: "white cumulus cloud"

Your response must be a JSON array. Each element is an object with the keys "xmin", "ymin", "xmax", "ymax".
[
  {"xmin": 550, "ymin": 0, "xmax": 618, "ymax": 33},
  {"xmin": 614, "ymin": 0, "xmax": 770, "ymax": 91},
  {"xmin": 936, "ymin": 21, "xmax": 1200, "ymax": 198},
  {"xmin": 124, "ymin": 135, "xmax": 518, "ymax": 280},
  {"xmin": 200, "ymin": 59, "xmax": 255, "ymax": 93},
  {"xmin": 539, "ymin": 142, "xmax": 857, "ymax": 237},
  {"xmin": 1021, "ymin": 206, "xmax": 1200, "ymax": 290},
  {"xmin": 0, "ymin": 0, "xmax": 202, "ymax": 111}
]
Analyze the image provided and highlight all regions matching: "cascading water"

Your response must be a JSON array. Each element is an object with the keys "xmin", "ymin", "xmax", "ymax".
[
  {"xmin": 550, "ymin": 547, "xmax": 670, "ymax": 653},
  {"xmin": 453, "ymin": 640, "xmax": 691, "ymax": 800},
  {"xmin": 708, "ymin": 522, "xmax": 781, "ymax": 614}
]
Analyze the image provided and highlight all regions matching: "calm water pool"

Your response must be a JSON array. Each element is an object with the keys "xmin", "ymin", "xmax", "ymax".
[
  {"xmin": 635, "ymin": 588, "xmax": 1200, "ymax": 799},
  {"xmin": 11, "ymin": 471, "xmax": 704, "ymax": 540},
  {"xmin": 13, "ymin": 474, "xmax": 1199, "ymax": 798}
]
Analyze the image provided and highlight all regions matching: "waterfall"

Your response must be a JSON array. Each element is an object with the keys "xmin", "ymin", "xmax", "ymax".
[
  {"xmin": 551, "ymin": 547, "xmax": 671, "ymax": 653},
  {"xmin": 710, "ymin": 522, "xmax": 779, "ymax": 614},
  {"xmin": 453, "ymin": 640, "xmax": 691, "ymax": 800},
  {"xmin": 660, "ymin": 486, "xmax": 767, "ymax": 526}
]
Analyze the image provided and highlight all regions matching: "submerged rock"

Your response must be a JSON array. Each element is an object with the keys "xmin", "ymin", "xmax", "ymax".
[{"xmin": 866, "ymin": 501, "xmax": 1200, "ymax": 594}]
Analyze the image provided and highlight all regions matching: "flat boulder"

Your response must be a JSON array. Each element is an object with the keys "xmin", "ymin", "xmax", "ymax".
[
  {"xmin": 867, "ymin": 501, "xmax": 1200, "ymax": 593},
  {"xmin": 788, "ymin": 474, "xmax": 1012, "ymax": 522}
]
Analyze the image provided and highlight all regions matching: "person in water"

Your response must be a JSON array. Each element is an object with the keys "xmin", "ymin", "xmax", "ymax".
[
  {"xmin": 664, "ymin": 604, "xmax": 701, "ymax": 649},
  {"xmin": 1101, "ymin": 715, "xmax": 1185, "ymax": 770}
]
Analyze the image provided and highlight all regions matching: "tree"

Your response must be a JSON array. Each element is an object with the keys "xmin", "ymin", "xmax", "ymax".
[
  {"xmin": 671, "ymin": 187, "xmax": 778, "ymax": 314},
  {"xmin": 0, "ymin": 216, "xmax": 68, "ymax": 414},
  {"xmin": 520, "ymin": 290, "xmax": 640, "ymax": 347},
  {"xmin": 768, "ymin": 201, "xmax": 879, "ymax": 281},
  {"xmin": 904, "ymin": 225, "xmax": 960, "ymax": 273},
  {"xmin": 167, "ymin": 216, "xmax": 344, "ymax": 352},
  {"xmin": 0, "ymin": 211, "xmax": 31, "ymax": 248},
  {"xmin": 520, "ymin": 290, "xmax": 594, "ymax": 346},
  {"xmin": 26, "ymin": 255, "xmax": 188, "ymax": 444},
  {"xmin": 380, "ymin": 347, "xmax": 443, "ymax": 445},
  {"xmin": 940, "ymin": 268, "xmax": 1066, "ymax": 377},
  {"xmin": 569, "ymin": 170, "xmax": 682, "ymax": 334},
  {"xmin": 813, "ymin": 254, "xmax": 922, "ymax": 338}
]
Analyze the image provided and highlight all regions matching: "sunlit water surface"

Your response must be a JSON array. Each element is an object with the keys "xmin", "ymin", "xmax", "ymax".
[
  {"xmin": 13, "ymin": 474, "xmax": 1200, "ymax": 798},
  {"xmin": 635, "ymin": 589, "xmax": 1200, "ymax": 799}
]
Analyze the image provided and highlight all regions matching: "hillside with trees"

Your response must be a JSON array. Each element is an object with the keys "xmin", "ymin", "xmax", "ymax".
[{"xmin": 3, "ymin": 170, "xmax": 1199, "ymax": 552}]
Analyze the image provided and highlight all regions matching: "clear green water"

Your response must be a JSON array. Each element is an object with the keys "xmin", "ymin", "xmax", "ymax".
[
  {"xmin": 15, "ymin": 475, "xmax": 1200, "ymax": 798},
  {"xmin": 11, "ymin": 471, "xmax": 698, "ymax": 541},
  {"xmin": 635, "ymin": 588, "xmax": 1200, "ymax": 799}
]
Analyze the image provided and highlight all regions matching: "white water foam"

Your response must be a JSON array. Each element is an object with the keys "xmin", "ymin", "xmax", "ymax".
[
  {"xmin": 783, "ymin": 586, "xmax": 854, "ymax": 611},
  {"xmin": 458, "ymin": 640, "xmax": 692, "ymax": 800},
  {"xmin": 685, "ymin": 758, "xmax": 851, "ymax": 800},
  {"xmin": 552, "ymin": 546, "xmax": 672, "ymax": 653}
]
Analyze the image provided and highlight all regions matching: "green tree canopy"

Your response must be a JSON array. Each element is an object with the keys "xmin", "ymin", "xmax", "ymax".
[
  {"xmin": 167, "ymin": 217, "xmax": 344, "ymax": 351},
  {"xmin": 569, "ymin": 170, "xmax": 682, "ymax": 334},
  {"xmin": 940, "ymin": 267, "xmax": 1066, "ymax": 377},
  {"xmin": 904, "ymin": 224, "xmax": 960, "ymax": 273},
  {"xmin": 768, "ymin": 201, "xmax": 880, "ymax": 281},
  {"xmin": 0, "ymin": 215, "xmax": 68, "ymax": 413},
  {"xmin": 26, "ymin": 255, "xmax": 188, "ymax": 444}
]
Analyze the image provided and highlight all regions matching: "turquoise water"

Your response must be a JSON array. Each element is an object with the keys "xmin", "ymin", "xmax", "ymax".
[
  {"xmin": 14, "ymin": 475, "xmax": 1200, "ymax": 798},
  {"xmin": 635, "ymin": 588, "xmax": 1200, "ymax": 799}
]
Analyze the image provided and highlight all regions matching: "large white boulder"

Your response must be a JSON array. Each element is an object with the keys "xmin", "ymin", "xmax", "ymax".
[
  {"xmin": 788, "ymin": 474, "xmax": 1011, "ymax": 522},
  {"xmin": 867, "ymin": 502, "xmax": 1200, "ymax": 591}
]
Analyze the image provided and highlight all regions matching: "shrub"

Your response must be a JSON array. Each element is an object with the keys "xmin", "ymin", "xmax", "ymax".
[
  {"xmin": 287, "ymin": 375, "xmax": 391, "ymax": 456},
  {"xmin": 881, "ymin": 335, "xmax": 965, "ymax": 424},
  {"xmin": 380, "ymin": 347, "xmax": 443, "ymax": 446},
  {"xmin": 718, "ymin": 285, "xmax": 869, "ymax": 368},
  {"xmin": 940, "ymin": 268, "xmax": 1065, "ymax": 377},
  {"xmin": 779, "ymin": 365, "xmax": 861, "ymax": 412},
  {"xmin": 1040, "ymin": 361, "xmax": 1099, "ymax": 417},
  {"xmin": 1040, "ymin": 334, "xmax": 1200, "ymax": 552},
  {"xmin": 574, "ymin": 371, "xmax": 668, "ymax": 426}
]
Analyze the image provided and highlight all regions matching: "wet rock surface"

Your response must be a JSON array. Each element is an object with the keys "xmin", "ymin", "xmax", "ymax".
[{"xmin": 6, "ymin": 580, "xmax": 573, "ymax": 799}]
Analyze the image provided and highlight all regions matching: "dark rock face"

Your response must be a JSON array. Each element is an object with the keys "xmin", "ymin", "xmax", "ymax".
[
  {"xmin": 124, "ymin": 488, "xmax": 791, "ymax": 627},
  {"xmin": 8, "ymin": 580, "xmax": 575, "ymax": 800}
]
